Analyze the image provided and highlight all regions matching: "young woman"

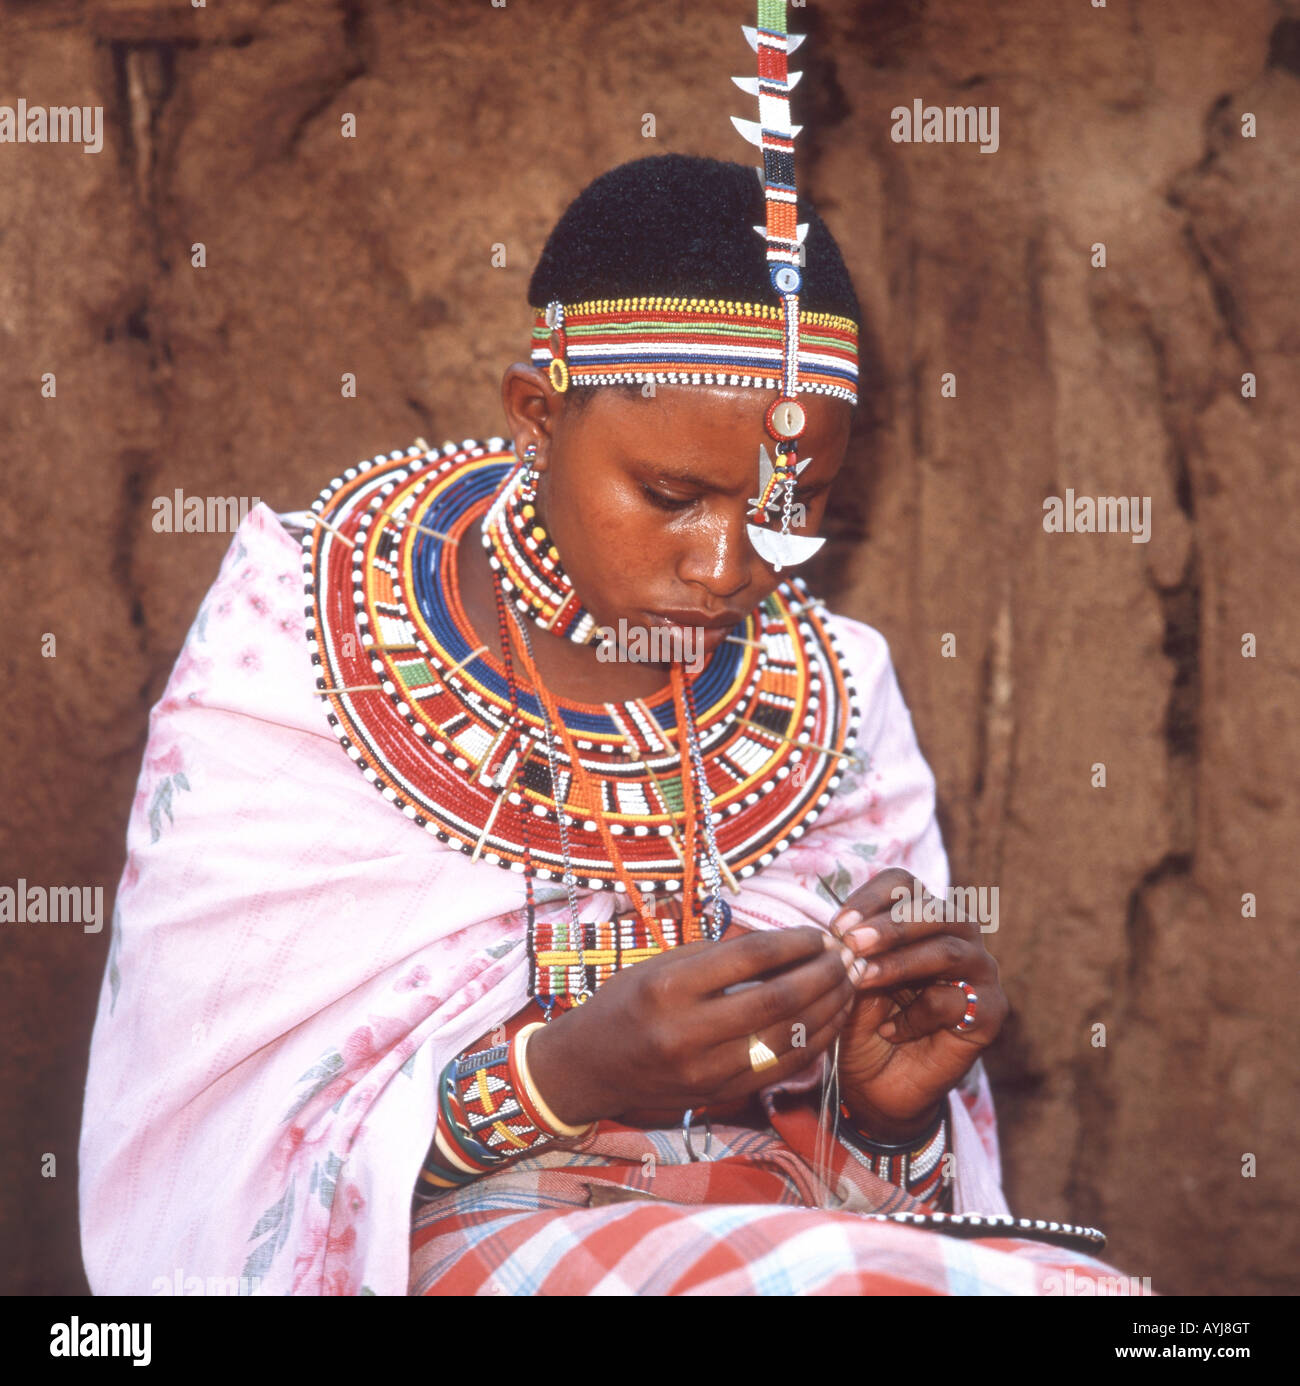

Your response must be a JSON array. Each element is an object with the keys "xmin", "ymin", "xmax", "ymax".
[{"xmin": 81, "ymin": 5, "xmax": 1145, "ymax": 1294}]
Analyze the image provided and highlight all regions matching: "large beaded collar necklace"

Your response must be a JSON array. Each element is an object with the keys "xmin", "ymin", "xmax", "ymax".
[{"xmin": 303, "ymin": 439, "xmax": 861, "ymax": 913}]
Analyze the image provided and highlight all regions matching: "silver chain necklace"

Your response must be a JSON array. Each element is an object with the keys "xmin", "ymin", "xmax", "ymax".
[
  {"xmin": 509, "ymin": 591, "xmax": 732, "ymax": 1006},
  {"xmin": 513, "ymin": 607, "xmax": 592, "ymax": 1003}
]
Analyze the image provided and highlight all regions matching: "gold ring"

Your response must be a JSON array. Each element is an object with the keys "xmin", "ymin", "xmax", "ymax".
[{"xmin": 747, "ymin": 1034, "xmax": 779, "ymax": 1074}]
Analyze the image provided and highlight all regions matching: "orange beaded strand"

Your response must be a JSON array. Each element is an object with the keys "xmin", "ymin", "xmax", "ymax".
[{"xmin": 502, "ymin": 603, "xmax": 711, "ymax": 954}]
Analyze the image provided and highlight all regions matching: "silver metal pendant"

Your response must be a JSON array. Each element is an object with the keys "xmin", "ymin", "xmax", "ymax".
[
  {"xmin": 747, "ymin": 444, "xmax": 824, "ymax": 571},
  {"xmin": 747, "ymin": 444, "xmax": 812, "ymax": 519},
  {"xmin": 746, "ymin": 523, "xmax": 826, "ymax": 572}
]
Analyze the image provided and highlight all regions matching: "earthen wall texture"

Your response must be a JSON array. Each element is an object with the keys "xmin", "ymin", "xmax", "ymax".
[{"xmin": 2, "ymin": 0, "xmax": 1295, "ymax": 1295}]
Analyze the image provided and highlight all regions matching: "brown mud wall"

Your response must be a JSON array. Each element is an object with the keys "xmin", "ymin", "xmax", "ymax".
[{"xmin": 1, "ymin": 0, "xmax": 1295, "ymax": 1294}]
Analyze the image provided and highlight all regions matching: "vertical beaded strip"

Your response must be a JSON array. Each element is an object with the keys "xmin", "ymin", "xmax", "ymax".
[{"xmin": 731, "ymin": 0, "xmax": 806, "ymax": 382}]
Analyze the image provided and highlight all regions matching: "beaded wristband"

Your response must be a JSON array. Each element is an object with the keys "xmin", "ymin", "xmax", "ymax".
[
  {"xmin": 836, "ymin": 1100, "xmax": 952, "ymax": 1210},
  {"xmin": 416, "ymin": 1025, "xmax": 589, "ymax": 1200},
  {"xmin": 512, "ymin": 1022, "xmax": 596, "ymax": 1139}
]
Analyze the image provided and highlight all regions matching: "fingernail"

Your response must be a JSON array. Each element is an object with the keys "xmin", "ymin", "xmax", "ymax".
[
  {"xmin": 878, "ymin": 1020, "xmax": 896, "ymax": 1038},
  {"xmin": 849, "ymin": 958, "xmax": 868, "ymax": 985},
  {"xmin": 848, "ymin": 925, "xmax": 880, "ymax": 952},
  {"xmin": 860, "ymin": 961, "xmax": 880, "ymax": 981},
  {"xmin": 831, "ymin": 909, "xmax": 863, "ymax": 938},
  {"xmin": 839, "ymin": 944, "xmax": 856, "ymax": 971}
]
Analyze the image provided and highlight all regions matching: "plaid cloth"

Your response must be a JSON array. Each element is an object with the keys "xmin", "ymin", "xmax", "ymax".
[
  {"xmin": 82, "ymin": 502, "xmax": 1119, "ymax": 1297},
  {"xmin": 411, "ymin": 1096, "xmax": 1151, "ymax": 1295}
]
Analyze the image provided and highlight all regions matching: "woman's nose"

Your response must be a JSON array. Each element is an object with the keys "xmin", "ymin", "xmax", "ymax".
[{"xmin": 676, "ymin": 502, "xmax": 756, "ymax": 599}]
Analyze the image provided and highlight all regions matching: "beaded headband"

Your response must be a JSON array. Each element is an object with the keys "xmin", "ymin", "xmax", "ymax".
[
  {"xmin": 531, "ymin": 1, "xmax": 851, "ymax": 573},
  {"xmin": 527, "ymin": 298, "xmax": 858, "ymax": 405}
]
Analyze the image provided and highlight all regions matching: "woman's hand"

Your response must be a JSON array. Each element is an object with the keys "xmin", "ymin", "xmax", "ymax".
[
  {"xmin": 526, "ymin": 926, "xmax": 857, "ymax": 1127},
  {"xmin": 830, "ymin": 868, "xmax": 1008, "ymax": 1142}
]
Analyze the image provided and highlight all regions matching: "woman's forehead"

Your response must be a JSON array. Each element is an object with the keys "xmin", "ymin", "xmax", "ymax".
[
  {"xmin": 570, "ymin": 383, "xmax": 851, "ymax": 437},
  {"xmin": 564, "ymin": 387, "xmax": 850, "ymax": 485}
]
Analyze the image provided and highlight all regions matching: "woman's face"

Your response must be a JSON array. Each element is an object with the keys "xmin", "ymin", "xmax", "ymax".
[{"xmin": 523, "ymin": 381, "xmax": 854, "ymax": 656}]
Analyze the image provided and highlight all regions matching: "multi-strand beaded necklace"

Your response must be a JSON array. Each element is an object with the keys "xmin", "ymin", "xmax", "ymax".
[
  {"xmin": 480, "ymin": 462, "xmax": 603, "ymax": 648},
  {"xmin": 492, "ymin": 560, "xmax": 728, "ymax": 1004},
  {"xmin": 303, "ymin": 439, "xmax": 861, "ymax": 1013}
]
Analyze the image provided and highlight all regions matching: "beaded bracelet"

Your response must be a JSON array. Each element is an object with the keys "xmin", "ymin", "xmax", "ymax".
[
  {"xmin": 836, "ymin": 1101, "xmax": 953, "ymax": 1210},
  {"xmin": 511, "ymin": 1022, "xmax": 596, "ymax": 1138},
  {"xmin": 415, "ymin": 1026, "xmax": 592, "ymax": 1200}
]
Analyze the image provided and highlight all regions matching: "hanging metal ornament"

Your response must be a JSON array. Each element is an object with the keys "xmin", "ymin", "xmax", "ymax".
[
  {"xmin": 746, "ymin": 443, "xmax": 825, "ymax": 570},
  {"xmin": 731, "ymin": 1, "xmax": 827, "ymax": 574}
]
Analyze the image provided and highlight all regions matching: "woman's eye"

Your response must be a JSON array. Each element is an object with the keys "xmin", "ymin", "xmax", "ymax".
[{"xmin": 640, "ymin": 484, "xmax": 695, "ymax": 512}]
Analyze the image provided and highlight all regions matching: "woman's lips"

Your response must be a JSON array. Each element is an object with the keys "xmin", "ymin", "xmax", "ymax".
[
  {"xmin": 645, "ymin": 610, "xmax": 742, "ymax": 632},
  {"xmin": 643, "ymin": 612, "xmax": 738, "ymax": 652}
]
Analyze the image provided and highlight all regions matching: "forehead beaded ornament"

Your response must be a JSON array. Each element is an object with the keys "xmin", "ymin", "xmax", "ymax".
[{"xmin": 530, "ymin": 0, "xmax": 854, "ymax": 575}]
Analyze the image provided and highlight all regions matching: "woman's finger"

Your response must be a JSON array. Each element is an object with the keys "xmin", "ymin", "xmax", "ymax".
[
  {"xmin": 672, "ymin": 924, "xmax": 835, "ymax": 996},
  {"xmin": 835, "ymin": 891, "xmax": 981, "ymax": 959},
  {"xmin": 876, "ymin": 981, "xmax": 980, "ymax": 1043},
  {"xmin": 710, "ymin": 991, "xmax": 857, "ymax": 1105},
  {"xmin": 704, "ymin": 940, "xmax": 854, "ymax": 1042},
  {"xmin": 703, "ymin": 965, "xmax": 854, "ymax": 1088},
  {"xmin": 828, "ymin": 867, "xmax": 920, "ymax": 932},
  {"xmin": 850, "ymin": 933, "xmax": 992, "ymax": 992}
]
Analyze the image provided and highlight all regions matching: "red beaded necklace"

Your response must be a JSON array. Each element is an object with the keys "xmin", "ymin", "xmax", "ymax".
[
  {"xmin": 304, "ymin": 443, "xmax": 862, "ymax": 908},
  {"xmin": 491, "ymin": 563, "xmax": 704, "ymax": 957}
]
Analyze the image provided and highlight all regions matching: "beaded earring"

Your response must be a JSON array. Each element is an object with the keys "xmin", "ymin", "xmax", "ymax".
[
  {"xmin": 481, "ymin": 448, "xmax": 602, "ymax": 646},
  {"xmin": 518, "ymin": 442, "xmax": 539, "ymax": 504}
]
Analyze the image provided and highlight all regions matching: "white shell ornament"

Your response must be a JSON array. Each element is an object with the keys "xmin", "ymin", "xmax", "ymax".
[{"xmin": 769, "ymin": 399, "xmax": 805, "ymax": 436}]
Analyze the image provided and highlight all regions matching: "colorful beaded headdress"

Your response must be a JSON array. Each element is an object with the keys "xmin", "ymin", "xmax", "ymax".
[{"xmin": 530, "ymin": 0, "xmax": 856, "ymax": 573}]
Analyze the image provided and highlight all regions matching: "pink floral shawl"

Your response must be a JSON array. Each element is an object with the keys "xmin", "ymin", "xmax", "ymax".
[{"xmin": 78, "ymin": 503, "xmax": 1008, "ymax": 1296}]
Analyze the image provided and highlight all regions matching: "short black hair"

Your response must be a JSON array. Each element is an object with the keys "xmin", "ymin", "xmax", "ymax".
[
  {"xmin": 529, "ymin": 153, "xmax": 861, "ymax": 322},
  {"xmin": 529, "ymin": 153, "xmax": 876, "ymax": 427}
]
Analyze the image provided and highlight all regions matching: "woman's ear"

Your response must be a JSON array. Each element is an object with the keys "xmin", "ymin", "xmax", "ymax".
[{"xmin": 501, "ymin": 363, "xmax": 562, "ymax": 468}]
